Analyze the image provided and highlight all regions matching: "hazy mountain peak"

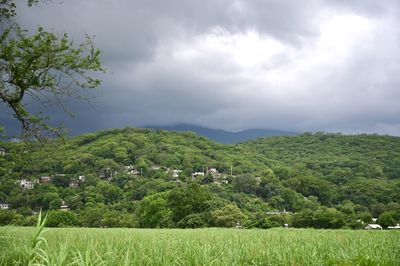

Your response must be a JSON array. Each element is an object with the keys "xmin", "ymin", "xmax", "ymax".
[{"xmin": 144, "ymin": 124, "xmax": 297, "ymax": 144}]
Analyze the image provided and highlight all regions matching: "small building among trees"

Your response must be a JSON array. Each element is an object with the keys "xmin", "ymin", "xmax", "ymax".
[
  {"xmin": 192, "ymin": 172, "xmax": 205, "ymax": 178},
  {"xmin": 365, "ymin": 224, "xmax": 382, "ymax": 230},
  {"xmin": 17, "ymin": 179, "xmax": 36, "ymax": 189},
  {"xmin": 0, "ymin": 203, "xmax": 9, "ymax": 209},
  {"xmin": 60, "ymin": 201, "xmax": 70, "ymax": 212},
  {"xmin": 388, "ymin": 224, "xmax": 400, "ymax": 230},
  {"xmin": 40, "ymin": 175, "xmax": 53, "ymax": 183}
]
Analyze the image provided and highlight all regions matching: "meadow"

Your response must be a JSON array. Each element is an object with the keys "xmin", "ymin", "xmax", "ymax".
[{"xmin": 1, "ymin": 226, "xmax": 399, "ymax": 266}]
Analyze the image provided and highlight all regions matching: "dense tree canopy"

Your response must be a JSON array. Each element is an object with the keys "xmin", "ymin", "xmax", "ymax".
[{"xmin": 0, "ymin": 128, "xmax": 399, "ymax": 229}]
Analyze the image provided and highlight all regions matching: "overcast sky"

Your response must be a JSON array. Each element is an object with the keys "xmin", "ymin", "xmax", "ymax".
[{"xmin": 2, "ymin": 0, "xmax": 400, "ymax": 135}]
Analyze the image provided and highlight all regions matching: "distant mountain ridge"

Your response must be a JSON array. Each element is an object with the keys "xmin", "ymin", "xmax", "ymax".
[{"xmin": 144, "ymin": 124, "xmax": 298, "ymax": 144}]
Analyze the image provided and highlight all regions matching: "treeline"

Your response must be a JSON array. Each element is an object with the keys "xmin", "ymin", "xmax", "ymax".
[{"xmin": 0, "ymin": 128, "xmax": 399, "ymax": 229}]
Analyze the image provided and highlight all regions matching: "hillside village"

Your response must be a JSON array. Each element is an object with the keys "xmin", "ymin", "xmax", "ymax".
[
  {"xmin": 15, "ymin": 165, "xmax": 229, "ymax": 190},
  {"xmin": 0, "ymin": 129, "xmax": 400, "ymax": 229}
]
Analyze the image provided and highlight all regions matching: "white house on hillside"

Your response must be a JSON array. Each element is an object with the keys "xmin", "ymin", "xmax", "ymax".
[
  {"xmin": 18, "ymin": 179, "xmax": 36, "ymax": 189},
  {"xmin": 365, "ymin": 224, "xmax": 382, "ymax": 230},
  {"xmin": 69, "ymin": 175, "xmax": 86, "ymax": 188},
  {"xmin": 40, "ymin": 176, "xmax": 53, "ymax": 183},
  {"xmin": 192, "ymin": 172, "xmax": 205, "ymax": 178},
  {"xmin": 60, "ymin": 201, "xmax": 70, "ymax": 211},
  {"xmin": 171, "ymin": 169, "xmax": 183, "ymax": 178},
  {"xmin": 0, "ymin": 203, "xmax": 9, "ymax": 209},
  {"xmin": 208, "ymin": 168, "xmax": 219, "ymax": 175},
  {"xmin": 266, "ymin": 210, "xmax": 293, "ymax": 215},
  {"xmin": 388, "ymin": 224, "xmax": 400, "ymax": 230}
]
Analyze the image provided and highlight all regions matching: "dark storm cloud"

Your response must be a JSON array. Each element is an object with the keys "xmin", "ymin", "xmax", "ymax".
[
  {"xmin": 16, "ymin": 0, "xmax": 322, "ymax": 61},
  {"xmin": 2, "ymin": 0, "xmax": 400, "ymax": 136}
]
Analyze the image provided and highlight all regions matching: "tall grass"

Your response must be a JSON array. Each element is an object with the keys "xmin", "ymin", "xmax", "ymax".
[
  {"xmin": 1, "ymin": 227, "xmax": 399, "ymax": 265},
  {"xmin": 27, "ymin": 211, "xmax": 50, "ymax": 266}
]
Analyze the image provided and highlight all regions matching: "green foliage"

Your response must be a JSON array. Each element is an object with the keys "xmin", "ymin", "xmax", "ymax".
[
  {"xmin": 211, "ymin": 204, "xmax": 247, "ymax": 227},
  {"xmin": 0, "ymin": 0, "xmax": 103, "ymax": 140},
  {"xmin": 79, "ymin": 206, "xmax": 101, "ymax": 226},
  {"xmin": 0, "ymin": 0, "xmax": 38, "ymax": 21},
  {"xmin": 292, "ymin": 208, "xmax": 345, "ymax": 229},
  {"xmin": 1, "ymin": 129, "xmax": 400, "ymax": 229},
  {"xmin": 167, "ymin": 183, "xmax": 211, "ymax": 223},
  {"xmin": 233, "ymin": 174, "xmax": 258, "ymax": 194},
  {"xmin": 46, "ymin": 211, "xmax": 77, "ymax": 227},
  {"xmin": 176, "ymin": 213, "xmax": 206, "ymax": 228},
  {"xmin": 377, "ymin": 211, "xmax": 399, "ymax": 228},
  {"xmin": 137, "ymin": 192, "xmax": 173, "ymax": 228},
  {"xmin": 0, "ymin": 209, "xmax": 22, "ymax": 224}
]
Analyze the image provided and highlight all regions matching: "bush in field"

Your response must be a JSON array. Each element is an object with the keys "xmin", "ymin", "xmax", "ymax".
[
  {"xmin": 167, "ymin": 183, "xmax": 211, "ymax": 224},
  {"xmin": 378, "ymin": 211, "xmax": 398, "ymax": 228},
  {"xmin": 177, "ymin": 213, "xmax": 206, "ymax": 228},
  {"xmin": 346, "ymin": 220, "xmax": 365, "ymax": 230},
  {"xmin": 46, "ymin": 211, "xmax": 78, "ymax": 227},
  {"xmin": 101, "ymin": 211, "xmax": 139, "ymax": 228},
  {"xmin": 137, "ymin": 192, "xmax": 174, "ymax": 228},
  {"xmin": 211, "ymin": 204, "xmax": 247, "ymax": 227},
  {"xmin": 259, "ymin": 218, "xmax": 281, "ymax": 229},
  {"xmin": 0, "ymin": 209, "xmax": 23, "ymax": 225},
  {"xmin": 248, "ymin": 213, "xmax": 289, "ymax": 229},
  {"xmin": 292, "ymin": 208, "xmax": 345, "ymax": 229},
  {"xmin": 291, "ymin": 210, "xmax": 315, "ymax": 228},
  {"xmin": 80, "ymin": 206, "xmax": 107, "ymax": 227},
  {"xmin": 357, "ymin": 212, "xmax": 373, "ymax": 223},
  {"xmin": 314, "ymin": 208, "xmax": 345, "ymax": 229}
]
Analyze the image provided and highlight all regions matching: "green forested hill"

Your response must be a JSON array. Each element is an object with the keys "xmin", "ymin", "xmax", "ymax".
[
  {"xmin": 0, "ymin": 128, "xmax": 399, "ymax": 229},
  {"xmin": 240, "ymin": 133, "xmax": 400, "ymax": 206},
  {"xmin": 242, "ymin": 133, "xmax": 400, "ymax": 180}
]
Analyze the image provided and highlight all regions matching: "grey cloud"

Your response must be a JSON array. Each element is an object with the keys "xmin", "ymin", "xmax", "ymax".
[
  {"xmin": 326, "ymin": 0, "xmax": 400, "ymax": 17},
  {"xmin": 16, "ymin": 0, "xmax": 326, "ymax": 63},
  {"xmin": 2, "ymin": 0, "xmax": 400, "ymax": 136},
  {"xmin": 235, "ymin": 0, "xmax": 322, "ymax": 44}
]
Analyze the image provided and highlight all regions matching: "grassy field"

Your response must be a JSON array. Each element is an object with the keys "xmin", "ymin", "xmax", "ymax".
[{"xmin": 1, "ymin": 226, "xmax": 399, "ymax": 266}]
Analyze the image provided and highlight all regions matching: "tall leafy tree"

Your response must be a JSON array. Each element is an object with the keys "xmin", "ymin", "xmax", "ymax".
[
  {"xmin": 0, "ymin": 0, "xmax": 104, "ymax": 141},
  {"xmin": 167, "ymin": 183, "xmax": 211, "ymax": 223},
  {"xmin": 211, "ymin": 204, "xmax": 247, "ymax": 227}
]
